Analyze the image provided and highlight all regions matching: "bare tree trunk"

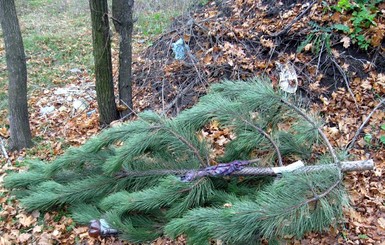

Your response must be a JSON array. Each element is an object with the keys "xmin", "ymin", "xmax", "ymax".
[
  {"xmin": 112, "ymin": 0, "xmax": 134, "ymax": 119},
  {"xmin": 0, "ymin": 0, "xmax": 33, "ymax": 151},
  {"xmin": 89, "ymin": 0, "xmax": 119, "ymax": 125}
]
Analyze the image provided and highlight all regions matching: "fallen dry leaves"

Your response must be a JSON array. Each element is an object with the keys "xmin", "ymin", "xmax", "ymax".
[{"xmin": 309, "ymin": 72, "xmax": 385, "ymax": 244}]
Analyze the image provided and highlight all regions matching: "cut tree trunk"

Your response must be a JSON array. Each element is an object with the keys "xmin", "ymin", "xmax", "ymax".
[
  {"xmin": 0, "ymin": 0, "xmax": 33, "ymax": 151},
  {"xmin": 89, "ymin": 0, "xmax": 119, "ymax": 125},
  {"xmin": 112, "ymin": 0, "xmax": 134, "ymax": 119},
  {"xmin": 116, "ymin": 159, "xmax": 375, "ymax": 180}
]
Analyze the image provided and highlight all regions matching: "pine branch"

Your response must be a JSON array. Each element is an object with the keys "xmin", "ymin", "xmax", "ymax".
[
  {"xmin": 240, "ymin": 176, "xmax": 343, "ymax": 224},
  {"xmin": 165, "ymin": 167, "xmax": 347, "ymax": 243},
  {"xmin": 292, "ymin": 178, "xmax": 341, "ymax": 211},
  {"xmin": 280, "ymin": 98, "xmax": 339, "ymax": 164},
  {"xmin": 4, "ymin": 77, "xmax": 374, "ymax": 244},
  {"xmin": 102, "ymin": 127, "xmax": 160, "ymax": 174},
  {"xmin": 19, "ymin": 175, "xmax": 130, "ymax": 212},
  {"xmin": 239, "ymin": 117, "xmax": 283, "ymax": 166},
  {"xmin": 4, "ymin": 171, "xmax": 47, "ymax": 189},
  {"xmin": 104, "ymin": 212, "xmax": 163, "ymax": 243},
  {"xmin": 70, "ymin": 204, "xmax": 102, "ymax": 224},
  {"xmin": 100, "ymin": 176, "xmax": 189, "ymax": 214},
  {"xmin": 163, "ymin": 126, "xmax": 209, "ymax": 167}
]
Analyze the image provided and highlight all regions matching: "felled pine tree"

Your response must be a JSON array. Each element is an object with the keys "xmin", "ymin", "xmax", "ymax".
[{"xmin": 5, "ymin": 78, "xmax": 372, "ymax": 244}]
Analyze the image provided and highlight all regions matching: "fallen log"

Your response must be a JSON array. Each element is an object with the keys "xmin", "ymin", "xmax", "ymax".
[{"xmin": 116, "ymin": 159, "xmax": 375, "ymax": 181}]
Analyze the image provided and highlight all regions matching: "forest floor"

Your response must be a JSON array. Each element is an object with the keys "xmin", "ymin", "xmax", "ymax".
[{"xmin": 0, "ymin": 0, "xmax": 385, "ymax": 244}]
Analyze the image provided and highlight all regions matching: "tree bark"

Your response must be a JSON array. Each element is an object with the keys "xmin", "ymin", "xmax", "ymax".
[
  {"xmin": 0, "ymin": 0, "xmax": 33, "ymax": 151},
  {"xmin": 89, "ymin": 0, "xmax": 119, "ymax": 125},
  {"xmin": 112, "ymin": 0, "xmax": 134, "ymax": 119}
]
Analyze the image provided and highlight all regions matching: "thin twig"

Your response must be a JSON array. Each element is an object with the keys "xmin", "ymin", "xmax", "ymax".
[
  {"xmin": 289, "ymin": 179, "xmax": 341, "ymax": 213},
  {"xmin": 270, "ymin": 1, "xmax": 316, "ymax": 37},
  {"xmin": 263, "ymin": 45, "xmax": 276, "ymax": 75},
  {"xmin": 280, "ymin": 98, "xmax": 339, "ymax": 165},
  {"xmin": 236, "ymin": 178, "xmax": 343, "ymax": 218},
  {"xmin": 370, "ymin": 45, "xmax": 381, "ymax": 69},
  {"xmin": 116, "ymin": 99, "xmax": 136, "ymax": 121},
  {"xmin": 166, "ymin": 127, "xmax": 209, "ymax": 167},
  {"xmin": 331, "ymin": 58, "xmax": 359, "ymax": 109},
  {"xmin": 185, "ymin": 49, "xmax": 206, "ymax": 86},
  {"xmin": 346, "ymin": 99, "xmax": 385, "ymax": 152},
  {"xmin": 162, "ymin": 78, "xmax": 196, "ymax": 115},
  {"xmin": 162, "ymin": 79, "xmax": 165, "ymax": 112},
  {"xmin": 314, "ymin": 41, "xmax": 325, "ymax": 77},
  {"xmin": 241, "ymin": 118, "xmax": 283, "ymax": 167}
]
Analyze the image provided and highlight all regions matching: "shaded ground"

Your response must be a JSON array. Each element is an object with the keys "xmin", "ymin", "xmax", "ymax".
[{"xmin": 0, "ymin": 0, "xmax": 385, "ymax": 244}]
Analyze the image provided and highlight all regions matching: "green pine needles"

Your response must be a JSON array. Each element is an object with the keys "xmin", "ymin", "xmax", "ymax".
[{"xmin": 5, "ymin": 77, "xmax": 350, "ymax": 244}]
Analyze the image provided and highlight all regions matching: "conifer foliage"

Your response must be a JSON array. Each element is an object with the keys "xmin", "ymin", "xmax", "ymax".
[{"xmin": 5, "ymin": 78, "xmax": 351, "ymax": 244}]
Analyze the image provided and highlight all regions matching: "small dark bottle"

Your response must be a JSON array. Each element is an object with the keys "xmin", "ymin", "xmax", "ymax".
[{"xmin": 89, "ymin": 219, "xmax": 119, "ymax": 238}]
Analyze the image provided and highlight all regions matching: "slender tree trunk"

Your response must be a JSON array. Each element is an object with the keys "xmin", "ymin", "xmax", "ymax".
[
  {"xmin": 89, "ymin": 0, "xmax": 119, "ymax": 125},
  {"xmin": 112, "ymin": 0, "xmax": 134, "ymax": 119},
  {"xmin": 0, "ymin": 0, "xmax": 33, "ymax": 151}
]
